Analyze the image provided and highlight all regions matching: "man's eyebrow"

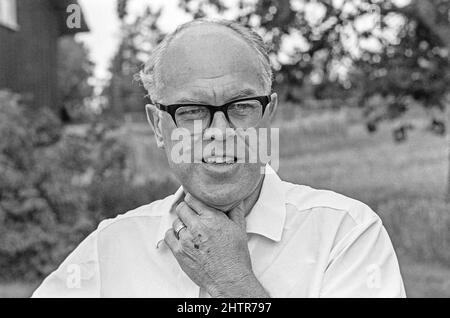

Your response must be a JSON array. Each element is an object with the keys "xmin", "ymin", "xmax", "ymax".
[
  {"xmin": 172, "ymin": 88, "xmax": 259, "ymax": 105},
  {"xmin": 174, "ymin": 97, "xmax": 206, "ymax": 104},
  {"xmin": 226, "ymin": 88, "xmax": 259, "ymax": 101}
]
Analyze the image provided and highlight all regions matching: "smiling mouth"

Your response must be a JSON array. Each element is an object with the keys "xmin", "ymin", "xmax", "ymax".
[{"xmin": 202, "ymin": 156, "xmax": 238, "ymax": 164}]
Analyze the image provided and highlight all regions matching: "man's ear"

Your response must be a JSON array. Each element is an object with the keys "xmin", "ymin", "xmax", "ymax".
[
  {"xmin": 267, "ymin": 93, "xmax": 278, "ymax": 122},
  {"xmin": 145, "ymin": 104, "xmax": 165, "ymax": 148}
]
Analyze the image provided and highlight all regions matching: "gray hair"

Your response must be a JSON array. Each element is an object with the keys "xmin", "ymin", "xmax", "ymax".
[{"xmin": 138, "ymin": 18, "xmax": 273, "ymax": 102}]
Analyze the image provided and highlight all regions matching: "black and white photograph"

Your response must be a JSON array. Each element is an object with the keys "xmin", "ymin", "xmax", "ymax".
[{"xmin": 0, "ymin": 0, "xmax": 449, "ymax": 299}]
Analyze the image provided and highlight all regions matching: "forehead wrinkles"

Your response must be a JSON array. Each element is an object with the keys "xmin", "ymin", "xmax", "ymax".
[
  {"xmin": 164, "ymin": 71, "xmax": 255, "ymax": 91},
  {"xmin": 163, "ymin": 76, "xmax": 259, "ymax": 104}
]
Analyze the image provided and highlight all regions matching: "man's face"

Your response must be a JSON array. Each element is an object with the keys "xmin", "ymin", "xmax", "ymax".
[{"xmin": 149, "ymin": 24, "xmax": 277, "ymax": 211}]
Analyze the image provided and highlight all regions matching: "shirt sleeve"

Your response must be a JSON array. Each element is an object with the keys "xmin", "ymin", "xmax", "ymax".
[
  {"xmin": 31, "ymin": 230, "xmax": 101, "ymax": 298},
  {"xmin": 319, "ymin": 214, "xmax": 406, "ymax": 298}
]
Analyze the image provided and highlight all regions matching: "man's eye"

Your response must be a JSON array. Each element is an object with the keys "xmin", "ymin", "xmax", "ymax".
[
  {"xmin": 230, "ymin": 102, "xmax": 259, "ymax": 114},
  {"xmin": 177, "ymin": 107, "xmax": 208, "ymax": 117}
]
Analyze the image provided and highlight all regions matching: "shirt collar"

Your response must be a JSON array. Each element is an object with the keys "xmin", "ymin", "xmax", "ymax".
[
  {"xmin": 245, "ymin": 165, "xmax": 287, "ymax": 242},
  {"xmin": 155, "ymin": 164, "xmax": 287, "ymax": 248}
]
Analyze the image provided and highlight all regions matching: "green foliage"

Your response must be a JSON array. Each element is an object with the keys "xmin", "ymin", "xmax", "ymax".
[
  {"xmin": 88, "ymin": 177, "xmax": 178, "ymax": 221},
  {"xmin": 117, "ymin": 0, "xmax": 129, "ymax": 21},
  {"xmin": 0, "ymin": 90, "xmax": 177, "ymax": 282},
  {"xmin": 57, "ymin": 37, "xmax": 94, "ymax": 123},
  {"xmin": 0, "ymin": 90, "xmax": 87, "ymax": 281},
  {"xmin": 103, "ymin": 6, "xmax": 163, "ymax": 115},
  {"xmin": 351, "ymin": 1, "xmax": 450, "ymax": 134}
]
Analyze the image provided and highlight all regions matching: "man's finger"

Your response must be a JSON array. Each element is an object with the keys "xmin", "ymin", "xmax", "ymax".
[
  {"xmin": 228, "ymin": 200, "xmax": 246, "ymax": 231},
  {"xmin": 164, "ymin": 229, "xmax": 180, "ymax": 253},
  {"xmin": 172, "ymin": 218, "xmax": 188, "ymax": 239},
  {"xmin": 176, "ymin": 202, "xmax": 199, "ymax": 228},
  {"xmin": 170, "ymin": 189, "xmax": 186, "ymax": 213}
]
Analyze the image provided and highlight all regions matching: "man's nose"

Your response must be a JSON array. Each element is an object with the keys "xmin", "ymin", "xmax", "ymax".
[{"xmin": 204, "ymin": 111, "xmax": 233, "ymax": 140}]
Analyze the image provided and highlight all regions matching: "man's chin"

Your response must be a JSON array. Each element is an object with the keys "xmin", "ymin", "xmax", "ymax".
[{"xmin": 174, "ymin": 163, "xmax": 263, "ymax": 211}]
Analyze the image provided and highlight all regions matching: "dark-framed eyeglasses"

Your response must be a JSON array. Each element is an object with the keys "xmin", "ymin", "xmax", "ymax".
[{"xmin": 155, "ymin": 95, "xmax": 271, "ymax": 131}]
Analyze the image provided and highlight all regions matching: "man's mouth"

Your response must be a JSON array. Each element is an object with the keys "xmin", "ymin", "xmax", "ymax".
[{"xmin": 202, "ymin": 156, "xmax": 237, "ymax": 164}]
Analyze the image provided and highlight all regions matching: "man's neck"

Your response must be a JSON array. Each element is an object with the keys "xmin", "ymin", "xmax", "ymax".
[{"xmin": 232, "ymin": 173, "xmax": 265, "ymax": 217}]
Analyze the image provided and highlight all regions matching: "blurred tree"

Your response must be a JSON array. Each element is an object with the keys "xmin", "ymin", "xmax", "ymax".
[
  {"xmin": 178, "ymin": 0, "xmax": 383, "ymax": 103},
  {"xmin": 117, "ymin": 0, "xmax": 129, "ymax": 20},
  {"xmin": 103, "ymin": 3, "xmax": 164, "ymax": 118},
  {"xmin": 0, "ymin": 89, "xmax": 175, "ymax": 281},
  {"xmin": 349, "ymin": 0, "xmax": 450, "ymax": 199},
  {"xmin": 0, "ymin": 90, "xmax": 92, "ymax": 280},
  {"xmin": 57, "ymin": 37, "xmax": 95, "ymax": 123},
  {"xmin": 351, "ymin": 0, "xmax": 449, "ymax": 131}
]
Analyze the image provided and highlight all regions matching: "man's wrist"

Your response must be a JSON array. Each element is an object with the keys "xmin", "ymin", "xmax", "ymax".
[{"xmin": 208, "ymin": 271, "xmax": 270, "ymax": 298}]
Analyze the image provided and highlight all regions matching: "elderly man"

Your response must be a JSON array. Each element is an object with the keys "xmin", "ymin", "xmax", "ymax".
[{"xmin": 33, "ymin": 19, "xmax": 405, "ymax": 298}]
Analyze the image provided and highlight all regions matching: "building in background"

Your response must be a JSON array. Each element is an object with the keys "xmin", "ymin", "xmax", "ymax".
[{"xmin": 0, "ymin": 0, "xmax": 88, "ymax": 113}]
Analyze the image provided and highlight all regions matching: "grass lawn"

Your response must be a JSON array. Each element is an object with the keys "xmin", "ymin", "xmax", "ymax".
[
  {"xmin": 280, "ymin": 123, "xmax": 450, "ymax": 297},
  {"xmin": 398, "ymin": 253, "xmax": 450, "ymax": 298}
]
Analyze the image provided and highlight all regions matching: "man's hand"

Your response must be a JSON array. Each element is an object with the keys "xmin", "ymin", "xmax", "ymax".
[{"xmin": 164, "ymin": 193, "xmax": 269, "ymax": 298}]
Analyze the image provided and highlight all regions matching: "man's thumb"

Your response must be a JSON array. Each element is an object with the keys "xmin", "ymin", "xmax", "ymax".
[{"xmin": 228, "ymin": 201, "xmax": 246, "ymax": 231}]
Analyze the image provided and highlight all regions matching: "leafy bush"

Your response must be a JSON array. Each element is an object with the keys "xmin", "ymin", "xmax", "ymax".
[
  {"xmin": 378, "ymin": 197, "xmax": 450, "ymax": 264},
  {"xmin": 0, "ymin": 90, "xmax": 177, "ymax": 282},
  {"xmin": 88, "ymin": 177, "xmax": 178, "ymax": 220},
  {"xmin": 0, "ymin": 90, "xmax": 87, "ymax": 281}
]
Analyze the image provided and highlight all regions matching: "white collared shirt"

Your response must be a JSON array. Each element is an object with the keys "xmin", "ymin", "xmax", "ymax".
[{"xmin": 32, "ymin": 166, "xmax": 406, "ymax": 298}]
